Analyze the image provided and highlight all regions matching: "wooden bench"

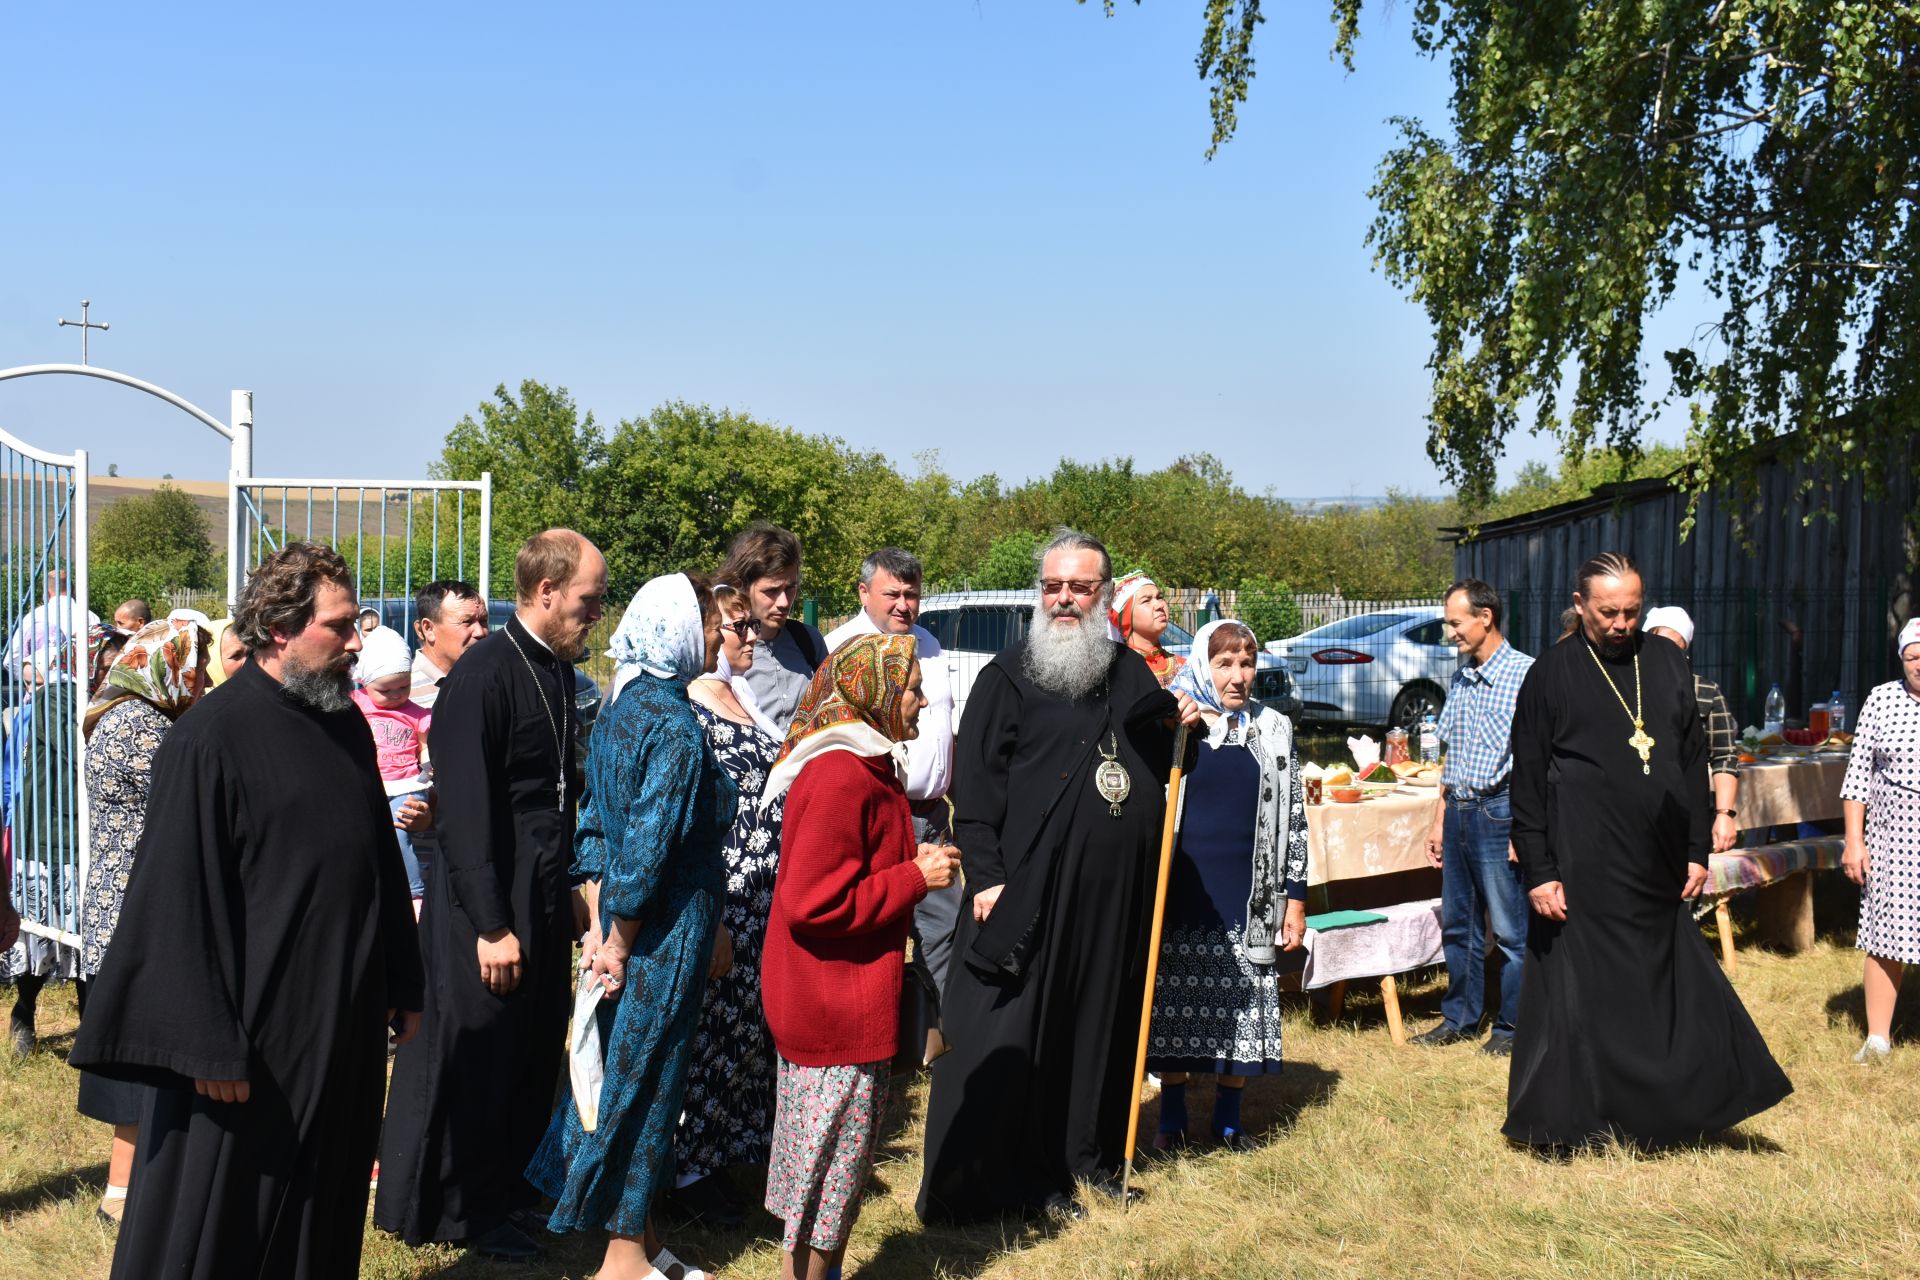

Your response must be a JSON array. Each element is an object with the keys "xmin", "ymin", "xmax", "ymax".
[{"xmin": 1697, "ymin": 837, "xmax": 1846, "ymax": 974}]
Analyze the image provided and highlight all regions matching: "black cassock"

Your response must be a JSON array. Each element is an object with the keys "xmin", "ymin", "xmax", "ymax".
[
  {"xmin": 68, "ymin": 661, "xmax": 423, "ymax": 1280},
  {"xmin": 1505, "ymin": 632, "xmax": 1791, "ymax": 1149},
  {"xmin": 376, "ymin": 615, "xmax": 579, "ymax": 1242},
  {"xmin": 917, "ymin": 642, "xmax": 1178, "ymax": 1221}
]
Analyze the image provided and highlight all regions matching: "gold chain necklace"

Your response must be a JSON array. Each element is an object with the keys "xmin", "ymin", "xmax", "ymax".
[{"xmin": 1585, "ymin": 641, "xmax": 1655, "ymax": 774}]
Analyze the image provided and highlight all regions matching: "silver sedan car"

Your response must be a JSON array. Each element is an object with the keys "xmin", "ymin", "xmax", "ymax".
[{"xmin": 1264, "ymin": 606, "xmax": 1454, "ymax": 732}]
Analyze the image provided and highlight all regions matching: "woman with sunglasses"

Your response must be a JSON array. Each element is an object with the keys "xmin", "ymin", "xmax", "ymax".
[{"xmin": 665, "ymin": 585, "xmax": 787, "ymax": 1226}]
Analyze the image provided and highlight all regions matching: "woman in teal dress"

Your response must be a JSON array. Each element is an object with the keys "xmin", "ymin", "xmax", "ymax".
[{"xmin": 527, "ymin": 572, "xmax": 736, "ymax": 1280}]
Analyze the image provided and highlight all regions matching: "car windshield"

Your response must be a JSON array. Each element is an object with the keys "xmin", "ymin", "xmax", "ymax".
[{"xmin": 1293, "ymin": 613, "xmax": 1419, "ymax": 642}]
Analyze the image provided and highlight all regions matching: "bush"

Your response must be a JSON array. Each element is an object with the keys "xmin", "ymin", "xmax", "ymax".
[
  {"xmin": 1235, "ymin": 574, "xmax": 1303, "ymax": 645},
  {"xmin": 972, "ymin": 531, "xmax": 1047, "ymax": 590},
  {"xmin": 88, "ymin": 560, "xmax": 173, "ymax": 621},
  {"xmin": 93, "ymin": 483, "xmax": 219, "ymax": 589}
]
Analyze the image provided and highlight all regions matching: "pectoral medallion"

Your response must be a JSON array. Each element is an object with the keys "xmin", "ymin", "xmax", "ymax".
[
  {"xmin": 1095, "ymin": 733, "xmax": 1131, "ymax": 818},
  {"xmin": 1629, "ymin": 721, "xmax": 1655, "ymax": 775}
]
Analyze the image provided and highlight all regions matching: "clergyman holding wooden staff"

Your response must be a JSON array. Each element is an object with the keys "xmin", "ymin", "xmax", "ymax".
[{"xmin": 915, "ymin": 529, "xmax": 1201, "ymax": 1224}]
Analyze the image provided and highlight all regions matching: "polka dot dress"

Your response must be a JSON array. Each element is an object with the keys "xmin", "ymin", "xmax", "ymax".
[{"xmin": 1841, "ymin": 681, "xmax": 1920, "ymax": 963}]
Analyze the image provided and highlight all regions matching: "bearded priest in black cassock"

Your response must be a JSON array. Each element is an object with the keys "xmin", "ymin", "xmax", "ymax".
[
  {"xmin": 917, "ymin": 532, "xmax": 1200, "ymax": 1222},
  {"xmin": 69, "ymin": 543, "xmax": 424, "ymax": 1279},
  {"xmin": 1504, "ymin": 553, "xmax": 1791, "ymax": 1151},
  {"xmin": 376, "ymin": 531, "xmax": 608, "ymax": 1260}
]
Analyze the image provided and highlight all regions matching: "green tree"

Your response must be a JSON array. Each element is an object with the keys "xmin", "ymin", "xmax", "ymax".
[
  {"xmin": 973, "ymin": 531, "xmax": 1048, "ymax": 590},
  {"xmin": 1234, "ymin": 573, "xmax": 1303, "ymax": 643},
  {"xmin": 87, "ymin": 560, "xmax": 172, "ymax": 621},
  {"xmin": 435, "ymin": 381, "xmax": 604, "ymax": 597},
  {"xmin": 1106, "ymin": 1, "xmax": 1919, "ymax": 519},
  {"xmin": 92, "ymin": 483, "xmax": 218, "ymax": 588}
]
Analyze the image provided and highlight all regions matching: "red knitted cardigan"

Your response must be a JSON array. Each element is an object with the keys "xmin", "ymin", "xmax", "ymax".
[{"xmin": 761, "ymin": 749, "xmax": 928, "ymax": 1068}]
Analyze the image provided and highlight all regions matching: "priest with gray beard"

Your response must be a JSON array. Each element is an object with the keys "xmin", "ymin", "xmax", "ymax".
[{"xmin": 917, "ymin": 530, "xmax": 1199, "ymax": 1223}]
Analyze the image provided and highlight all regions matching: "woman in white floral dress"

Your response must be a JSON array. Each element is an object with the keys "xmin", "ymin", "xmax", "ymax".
[
  {"xmin": 1841, "ymin": 618, "xmax": 1920, "ymax": 1063},
  {"xmin": 670, "ymin": 585, "xmax": 786, "ymax": 1225}
]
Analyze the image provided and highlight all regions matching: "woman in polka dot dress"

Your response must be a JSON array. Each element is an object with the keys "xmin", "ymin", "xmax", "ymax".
[{"xmin": 1840, "ymin": 618, "xmax": 1920, "ymax": 1063}]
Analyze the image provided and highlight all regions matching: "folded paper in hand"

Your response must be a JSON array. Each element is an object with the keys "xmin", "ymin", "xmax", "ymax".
[{"xmin": 569, "ymin": 970, "xmax": 607, "ymax": 1132}]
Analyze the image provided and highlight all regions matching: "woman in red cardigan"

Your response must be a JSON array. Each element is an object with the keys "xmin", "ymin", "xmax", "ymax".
[{"xmin": 758, "ymin": 633, "xmax": 958, "ymax": 1280}]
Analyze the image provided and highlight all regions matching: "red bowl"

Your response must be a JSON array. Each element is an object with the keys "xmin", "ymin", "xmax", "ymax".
[{"xmin": 1330, "ymin": 787, "xmax": 1363, "ymax": 804}]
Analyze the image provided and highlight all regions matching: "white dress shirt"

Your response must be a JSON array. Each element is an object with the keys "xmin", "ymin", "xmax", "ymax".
[{"xmin": 824, "ymin": 611, "xmax": 954, "ymax": 802}]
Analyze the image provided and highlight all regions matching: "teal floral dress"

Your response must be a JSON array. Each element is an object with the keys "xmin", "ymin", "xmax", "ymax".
[{"xmin": 525, "ymin": 672, "xmax": 736, "ymax": 1235}]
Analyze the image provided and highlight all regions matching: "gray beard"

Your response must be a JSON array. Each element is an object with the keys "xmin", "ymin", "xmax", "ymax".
[
  {"xmin": 1023, "ymin": 606, "xmax": 1113, "ymax": 701},
  {"xmin": 282, "ymin": 657, "xmax": 354, "ymax": 713}
]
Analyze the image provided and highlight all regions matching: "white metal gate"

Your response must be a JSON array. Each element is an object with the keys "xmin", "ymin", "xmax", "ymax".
[
  {"xmin": 231, "ymin": 475, "xmax": 493, "ymax": 630},
  {"xmin": 2, "ymin": 426, "xmax": 89, "ymax": 953}
]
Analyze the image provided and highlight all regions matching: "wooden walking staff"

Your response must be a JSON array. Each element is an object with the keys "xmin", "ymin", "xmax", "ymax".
[{"xmin": 1121, "ymin": 721, "xmax": 1191, "ymax": 1204}]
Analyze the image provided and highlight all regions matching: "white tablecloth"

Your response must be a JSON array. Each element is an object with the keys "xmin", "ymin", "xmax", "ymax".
[{"xmin": 1300, "ymin": 898, "xmax": 1443, "ymax": 992}]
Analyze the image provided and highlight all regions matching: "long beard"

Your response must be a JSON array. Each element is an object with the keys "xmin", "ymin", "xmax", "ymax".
[
  {"xmin": 1023, "ymin": 595, "xmax": 1113, "ymax": 700},
  {"xmin": 282, "ymin": 653, "xmax": 354, "ymax": 713},
  {"xmin": 538, "ymin": 612, "xmax": 588, "ymax": 663}
]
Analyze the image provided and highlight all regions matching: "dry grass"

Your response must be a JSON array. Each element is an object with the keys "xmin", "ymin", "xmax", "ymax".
[{"xmin": 6, "ymin": 895, "xmax": 1920, "ymax": 1280}]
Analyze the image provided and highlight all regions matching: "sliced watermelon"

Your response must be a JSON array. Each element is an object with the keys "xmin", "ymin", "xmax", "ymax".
[{"xmin": 1357, "ymin": 762, "xmax": 1398, "ymax": 784}]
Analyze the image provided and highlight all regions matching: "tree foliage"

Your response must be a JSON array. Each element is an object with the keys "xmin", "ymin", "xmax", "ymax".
[
  {"xmin": 1120, "ymin": 1, "xmax": 1918, "ymax": 516},
  {"xmin": 86, "ymin": 560, "xmax": 172, "ymax": 621},
  {"xmin": 1234, "ymin": 574, "xmax": 1303, "ymax": 644},
  {"xmin": 92, "ymin": 483, "xmax": 218, "ymax": 588}
]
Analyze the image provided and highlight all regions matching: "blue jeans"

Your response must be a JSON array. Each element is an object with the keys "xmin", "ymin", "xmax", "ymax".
[
  {"xmin": 1439, "ymin": 791, "xmax": 1528, "ymax": 1037},
  {"xmin": 389, "ymin": 791, "xmax": 428, "ymax": 899}
]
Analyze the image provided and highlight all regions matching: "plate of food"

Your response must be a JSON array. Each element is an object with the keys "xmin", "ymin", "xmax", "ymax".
[{"xmin": 1391, "ymin": 761, "xmax": 1444, "ymax": 787}]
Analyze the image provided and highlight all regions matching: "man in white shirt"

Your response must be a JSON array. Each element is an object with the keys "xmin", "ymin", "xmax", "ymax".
[
  {"xmin": 4, "ymin": 571, "xmax": 99, "ymax": 681},
  {"xmin": 409, "ymin": 579, "xmax": 491, "ymax": 710},
  {"xmin": 825, "ymin": 548, "xmax": 959, "ymax": 1053}
]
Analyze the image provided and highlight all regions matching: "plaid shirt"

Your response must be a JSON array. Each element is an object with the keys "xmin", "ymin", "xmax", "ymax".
[
  {"xmin": 1694, "ymin": 673, "xmax": 1741, "ymax": 777},
  {"xmin": 1436, "ymin": 639, "xmax": 1534, "ymax": 796}
]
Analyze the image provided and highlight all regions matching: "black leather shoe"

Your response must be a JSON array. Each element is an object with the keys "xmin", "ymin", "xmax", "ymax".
[
  {"xmin": 1089, "ymin": 1176, "xmax": 1145, "ymax": 1206},
  {"xmin": 1212, "ymin": 1127, "xmax": 1261, "ymax": 1153},
  {"xmin": 1043, "ymin": 1191, "xmax": 1087, "ymax": 1221},
  {"xmin": 665, "ymin": 1175, "xmax": 744, "ymax": 1228},
  {"xmin": 1408, "ymin": 1024, "xmax": 1475, "ymax": 1047},
  {"xmin": 470, "ymin": 1222, "xmax": 544, "ymax": 1261},
  {"xmin": 1481, "ymin": 1035, "xmax": 1515, "ymax": 1057}
]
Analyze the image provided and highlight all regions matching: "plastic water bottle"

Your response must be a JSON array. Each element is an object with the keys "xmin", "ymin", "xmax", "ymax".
[
  {"xmin": 1419, "ymin": 713, "xmax": 1440, "ymax": 764},
  {"xmin": 1763, "ymin": 683, "xmax": 1786, "ymax": 734},
  {"xmin": 1828, "ymin": 690, "xmax": 1847, "ymax": 737}
]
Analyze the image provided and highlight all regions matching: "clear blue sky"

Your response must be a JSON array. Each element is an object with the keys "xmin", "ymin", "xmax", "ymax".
[{"xmin": 1, "ymin": 2, "xmax": 1691, "ymax": 497}]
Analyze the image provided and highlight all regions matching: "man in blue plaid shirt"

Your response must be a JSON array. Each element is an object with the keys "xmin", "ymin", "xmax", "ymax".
[{"xmin": 1410, "ymin": 579, "xmax": 1535, "ymax": 1055}]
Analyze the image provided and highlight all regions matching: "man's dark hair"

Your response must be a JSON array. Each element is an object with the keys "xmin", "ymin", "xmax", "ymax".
[
  {"xmin": 1575, "ymin": 551, "xmax": 1639, "ymax": 596},
  {"xmin": 859, "ymin": 547, "xmax": 922, "ymax": 589},
  {"xmin": 234, "ymin": 542, "xmax": 355, "ymax": 651},
  {"xmin": 415, "ymin": 578, "xmax": 482, "ymax": 625},
  {"xmin": 718, "ymin": 522, "xmax": 803, "ymax": 590},
  {"xmin": 117, "ymin": 598, "xmax": 153, "ymax": 625},
  {"xmin": 1445, "ymin": 578, "xmax": 1502, "ymax": 630}
]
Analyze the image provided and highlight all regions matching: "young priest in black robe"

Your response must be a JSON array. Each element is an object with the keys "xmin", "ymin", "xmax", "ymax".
[
  {"xmin": 70, "ymin": 542, "xmax": 425, "ymax": 1279},
  {"xmin": 917, "ymin": 531, "xmax": 1200, "ymax": 1222},
  {"xmin": 375, "ymin": 529, "xmax": 607, "ymax": 1260},
  {"xmin": 1505, "ymin": 552, "xmax": 1791, "ymax": 1151}
]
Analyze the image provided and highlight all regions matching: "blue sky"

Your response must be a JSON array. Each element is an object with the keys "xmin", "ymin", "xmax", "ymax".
[{"xmin": 1, "ymin": 2, "xmax": 1693, "ymax": 497}]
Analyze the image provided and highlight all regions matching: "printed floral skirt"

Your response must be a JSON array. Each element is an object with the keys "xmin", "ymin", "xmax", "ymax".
[{"xmin": 764, "ymin": 1056, "xmax": 890, "ymax": 1252}]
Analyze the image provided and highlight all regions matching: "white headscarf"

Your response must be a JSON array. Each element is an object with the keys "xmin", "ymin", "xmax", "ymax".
[
  {"xmin": 1170, "ymin": 618, "xmax": 1261, "ymax": 729},
  {"xmin": 695, "ymin": 641, "xmax": 781, "ymax": 739},
  {"xmin": 608, "ymin": 573, "xmax": 707, "ymax": 702},
  {"xmin": 354, "ymin": 626, "xmax": 413, "ymax": 685},
  {"xmin": 1899, "ymin": 618, "xmax": 1920, "ymax": 658}
]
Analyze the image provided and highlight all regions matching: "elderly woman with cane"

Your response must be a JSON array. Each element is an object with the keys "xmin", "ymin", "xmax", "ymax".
[
  {"xmin": 1143, "ymin": 619, "xmax": 1309, "ymax": 1152},
  {"xmin": 759, "ymin": 633, "xmax": 957, "ymax": 1280},
  {"xmin": 1841, "ymin": 618, "xmax": 1920, "ymax": 1064}
]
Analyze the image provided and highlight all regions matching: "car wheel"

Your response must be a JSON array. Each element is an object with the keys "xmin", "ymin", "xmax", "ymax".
[{"xmin": 1389, "ymin": 682, "xmax": 1445, "ymax": 735}]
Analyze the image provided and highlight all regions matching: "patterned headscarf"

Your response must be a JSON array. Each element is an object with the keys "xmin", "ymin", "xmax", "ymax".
[
  {"xmin": 759, "ymin": 633, "xmax": 917, "ymax": 809},
  {"xmin": 1109, "ymin": 571, "xmax": 1183, "ymax": 687},
  {"xmin": 87, "ymin": 622, "xmax": 129, "ymax": 693},
  {"xmin": 1170, "ymin": 618, "xmax": 1261, "ymax": 726},
  {"xmin": 83, "ymin": 617, "xmax": 209, "ymax": 737},
  {"xmin": 608, "ymin": 573, "xmax": 707, "ymax": 695}
]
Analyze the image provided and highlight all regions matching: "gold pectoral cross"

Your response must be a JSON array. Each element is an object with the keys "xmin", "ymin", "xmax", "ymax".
[{"xmin": 1629, "ymin": 721, "xmax": 1655, "ymax": 775}]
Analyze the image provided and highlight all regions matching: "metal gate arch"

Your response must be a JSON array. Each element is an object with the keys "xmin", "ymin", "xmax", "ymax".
[{"xmin": 1, "ymin": 424, "xmax": 89, "ymax": 952}]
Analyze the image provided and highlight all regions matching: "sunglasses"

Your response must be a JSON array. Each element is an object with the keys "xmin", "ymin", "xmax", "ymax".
[{"xmin": 720, "ymin": 618, "xmax": 757, "ymax": 639}]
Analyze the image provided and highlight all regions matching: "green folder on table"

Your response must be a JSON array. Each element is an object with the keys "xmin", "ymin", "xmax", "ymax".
[{"xmin": 1304, "ymin": 909, "xmax": 1388, "ymax": 932}]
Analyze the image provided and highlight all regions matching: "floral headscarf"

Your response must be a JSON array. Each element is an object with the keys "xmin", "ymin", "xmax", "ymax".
[
  {"xmin": 608, "ymin": 573, "xmax": 707, "ymax": 700},
  {"xmin": 759, "ymin": 633, "xmax": 917, "ymax": 810},
  {"xmin": 1170, "ymin": 618, "xmax": 1261, "ymax": 727},
  {"xmin": 83, "ymin": 617, "xmax": 208, "ymax": 737}
]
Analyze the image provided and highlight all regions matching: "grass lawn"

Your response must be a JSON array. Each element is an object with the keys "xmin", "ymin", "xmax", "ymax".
[{"xmin": 4, "ymin": 887, "xmax": 1918, "ymax": 1279}]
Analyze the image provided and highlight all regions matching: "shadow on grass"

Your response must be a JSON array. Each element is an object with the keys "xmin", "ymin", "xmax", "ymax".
[
  {"xmin": 1508, "ymin": 1123, "xmax": 1787, "ymax": 1165},
  {"xmin": 1822, "ymin": 982, "xmax": 1920, "ymax": 1038},
  {"xmin": 0, "ymin": 1159, "xmax": 109, "ymax": 1215},
  {"xmin": 857, "ymin": 1214, "xmax": 1062, "ymax": 1280}
]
